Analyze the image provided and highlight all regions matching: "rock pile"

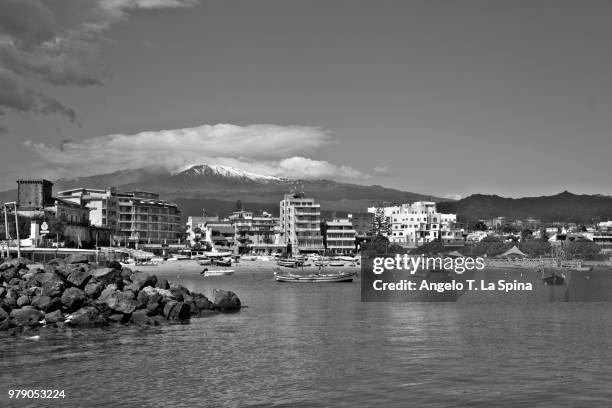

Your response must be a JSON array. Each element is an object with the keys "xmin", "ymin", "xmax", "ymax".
[{"xmin": 0, "ymin": 257, "xmax": 241, "ymax": 333}]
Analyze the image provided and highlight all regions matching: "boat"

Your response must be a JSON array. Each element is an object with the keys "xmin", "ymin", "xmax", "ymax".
[
  {"xmin": 167, "ymin": 254, "xmax": 190, "ymax": 261},
  {"xmin": 277, "ymin": 259, "xmax": 304, "ymax": 268},
  {"xmin": 274, "ymin": 268, "xmax": 356, "ymax": 283},
  {"xmin": 201, "ymin": 268, "xmax": 235, "ymax": 277},
  {"xmin": 329, "ymin": 262, "xmax": 345, "ymax": 267},
  {"xmin": 197, "ymin": 259, "xmax": 212, "ymax": 266},
  {"xmin": 213, "ymin": 258, "xmax": 232, "ymax": 267},
  {"xmin": 542, "ymin": 271, "xmax": 566, "ymax": 285},
  {"xmin": 205, "ymin": 251, "xmax": 233, "ymax": 258}
]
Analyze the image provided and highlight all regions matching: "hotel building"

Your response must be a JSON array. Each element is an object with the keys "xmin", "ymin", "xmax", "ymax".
[
  {"xmin": 116, "ymin": 191, "xmax": 181, "ymax": 245},
  {"xmin": 367, "ymin": 201, "xmax": 462, "ymax": 248},
  {"xmin": 280, "ymin": 193, "xmax": 324, "ymax": 254},
  {"xmin": 57, "ymin": 187, "xmax": 119, "ymax": 230},
  {"xmin": 324, "ymin": 218, "xmax": 356, "ymax": 255}
]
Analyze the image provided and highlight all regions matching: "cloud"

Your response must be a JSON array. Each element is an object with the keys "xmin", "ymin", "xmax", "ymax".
[
  {"xmin": 24, "ymin": 123, "xmax": 364, "ymax": 180},
  {"xmin": 0, "ymin": 0, "xmax": 199, "ymax": 124},
  {"xmin": 276, "ymin": 157, "xmax": 364, "ymax": 179},
  {"xmin": 373, "ymin": 166, "xmax": 393, "ymax": 176},
  {"xmin": 0, "ymin": 70, "xmax": 76, "ymax": 121},
  {"xmin": 443, "ymin": 193, "xmax": 462, "ymax": 201}
]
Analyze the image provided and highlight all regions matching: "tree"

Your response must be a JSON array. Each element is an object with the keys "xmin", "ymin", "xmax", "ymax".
[
  {"xmin": 362, "ymin": 234, "xmax": 389, "ymax": 256},
  {"xmin": 371, "ymin": 207, "xmax": 390, "ymax": 236},
  {"xmin": 473, "ymin": 221, "xmax": 488, "ymax": 232},
  {"xmin": 520, "ymin": 239, "xmax": 551, "ymax": 257},
  {"xmin": 520, "ymin": 229, "xmax": 533, "ymax": 241},
  {"xmin": 410, "ymin": 240, "xmax": 445, "ymax": 256},
  {"xmin": 564, "ymin": 241, "xmax": 602, "ymax": 260}
]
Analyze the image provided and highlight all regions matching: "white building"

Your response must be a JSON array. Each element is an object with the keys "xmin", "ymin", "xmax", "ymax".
[
  {"xmin": 57, "ymin": 187, "xmax": 118, "ymax": 230},
  {"xmin": 280, "ymin": 193, "xmax": 324, "ymax": 254},
  {"xmin": 367, "ymin": 201, "xmax": 461, "ymax": 247},
  {"xmin": 325, "ymin": 218, "xmax": 356, "ymax": 255}
]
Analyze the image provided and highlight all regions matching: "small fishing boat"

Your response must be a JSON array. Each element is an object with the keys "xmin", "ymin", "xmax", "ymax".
[
  {"xmin": 277, "ymin": 259, "xmax": 304, "ymax": 268},
  {"xmin": 213, "ymin": 258, "xmax": 232, "ymax": 267},
  {"xmin": 542, "ymin": 272, "xmax": 565, "ymax": 285},
  {"xmin": 274, "ymin": 268, "xmax": 356, "ymax": 283},
  {"xmin": 198, "ymin": 259, "xmax": 212, "ymax": 266},
  {"xmin": 201, "ymin": 268, "xmax": 235, "ymax": 277},
  {"xmin": 329, "ymin": 262, "xmax": 345, "ymax": 267}
]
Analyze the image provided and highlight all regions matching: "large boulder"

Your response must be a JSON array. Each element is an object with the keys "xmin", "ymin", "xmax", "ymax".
[
  {"xmin": 1, "ymin": 266, "xmax": 20, "ymax": 281},
  {"xmin": 169, "ymin": 285, "xmax": 190, "ymax": 302},
  {"xmin": 213, "ymin": 290, "xmax": 241, "ymax": 312},
  {"xmin": 0, "ymin": 287, "xmax": 6, "ymax": 298},
  {"xmin": 129, "ymin": 309, "xmax": 150, "ymax": 325},
  {"xmin": 120, "ymin": 267, "xmax": 133, "ymax": 281},
  {"xmin": 163, "ymin": 300, "xmax": 191, "ymax": 320},
  {"xmin": 155, "ymin": 278, "xmax": 170, "ymax": 290},
  {"xmin": 61, "ymin": 287, "xmax": 86, "ymax": 312},
  {"xmin": 44, "ymin": 310, "xmax": 64, "ymax": 324},
  {"xmin": 193, "ymin": 293, "xmax": 213, "ymax": 311},
  {"xmin": 142, "ymin": 286, "xmax": 175, "ymax": 300},
  {"xmin": 9, "ymin": 307, "xmax": 44, "ymax": 327},
  {"xmin": 16, "ymin": 295, "xmax": 30, "ymax": 307},
  {"xmin": 66, "ymin": 266, "xmax": 92, "ymax": 288},
  {"xmin": 130, "ymin": 272, "xmax": 157, "ymax": 292},
  {"xmin": 83, "ymin": 281, "xmax": 105, "ymax": 299},
  {"xmin": 34, "ymin": 272, "xmax": 66, "ymax": 298},
  {"xmin": 0, "ymin": 307, "xmax": 9, "ymax": 329},
  {"xmin": 145, "ymin": 293, "xmax": 163, "ymax": 315},
  {"xmin": 136, "ymin": 290, "xmax": 149, "ymax": 308},
  {"xmin": 98, "ymin": 284, "xmax": 118, "ymax": 301},
  {"xmin": 65, "ymin": 254, "xmax": 89, "ymax": 264},
  {"xmin": 31, "ymin": 295, "xmax": 62, "ymax": 313},
  {"xmin": 0, "ymin": 257, "xmax": 32, "ymax": 271},
  {"xmin": 103, "ymin": 291, "xmax": 139, "ymax": 314},
  {"xmin": 92, "ymin": 268, "xmax": 123, "ymax": 289},
  {"xmin": 66, "ymin": 307, "xmax": 107, "ymax": 327},
  {"xmin": 45, "ymin": 258, "xmax": 66, "ymax": 268}
]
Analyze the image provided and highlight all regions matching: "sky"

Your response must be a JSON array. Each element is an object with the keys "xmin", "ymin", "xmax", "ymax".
[{"xmin": 1, "ymin": 0, "xmax": 612, "ymax": 198}]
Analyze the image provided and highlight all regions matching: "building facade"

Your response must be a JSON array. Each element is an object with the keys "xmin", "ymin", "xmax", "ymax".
[
  {"xmin": 116, "ymin": 191, "xmax": 181, "ymax": 245},
  {"xmin": 324, "ymin": 218, "xmax": 356, "ymax": 255},
  {"xmin": 280, "ymin": 193, "xmax": 324, "ymax": 253},
  {"xmin": 367, "ymin": 201, "xmax": 462, "ymax": 247},
  {"xmin": 57, "ymin": 187, "xmax": 119, "ymax": 230}
]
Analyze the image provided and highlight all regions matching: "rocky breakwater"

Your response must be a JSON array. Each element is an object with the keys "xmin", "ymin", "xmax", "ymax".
[{"xmin": 0, "ymin": 257, "xmax": 241, "ymax": 334}]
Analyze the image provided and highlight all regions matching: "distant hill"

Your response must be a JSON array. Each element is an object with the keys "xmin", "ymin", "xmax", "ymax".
[
  {"xmin": 0, "ymin": 164, "xmax": 448, "ymax": 218},
  {"xmin": 437, "ymin": 191, "xmax": 612, "ymax": 223}
]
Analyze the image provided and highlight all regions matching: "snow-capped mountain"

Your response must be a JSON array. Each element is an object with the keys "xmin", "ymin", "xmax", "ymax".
[
  {"xmin": 178, "ymin": 164, "xmax": 286, "ymax": 183},
  {"xmin": 0, "ymin": 163, "xmax": 449, "ymax": 216}
]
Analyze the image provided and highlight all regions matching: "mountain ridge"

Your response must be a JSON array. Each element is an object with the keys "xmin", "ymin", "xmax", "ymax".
[{"xmin": 0, "ymin": 164, "xmax": 448, "ymax": 216}]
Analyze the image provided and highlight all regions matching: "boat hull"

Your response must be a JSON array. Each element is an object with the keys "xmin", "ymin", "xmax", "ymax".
[
  {"xmin": 275, "ymin": 273, "xmax": 355, "ymax": 283},
  {"xmin": 203, "ymin": 270, "xmax": 235, "ymax": 277}
]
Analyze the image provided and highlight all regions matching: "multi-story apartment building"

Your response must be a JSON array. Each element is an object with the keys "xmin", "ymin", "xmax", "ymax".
[
  {"xmin": 367, "ymin": 201, "xmax": 461, "ymax": 247},
  {"xmin": 116, "ymin": 191, "xmax": 181, "ymax": 245},
  {"xmin": 324, "ymin": 218, "xmax": 356, "ymax": 255},
  {"xmin": 57, "ymin": 187, "xmax": 119, "ymax": 230},
  {"xmin": 186, "ymin": 214, "xmax": 220, "ymax": 246},
  {"xmin": 280, "ymin": 193, "xmax": 324, "ymax": 254}
]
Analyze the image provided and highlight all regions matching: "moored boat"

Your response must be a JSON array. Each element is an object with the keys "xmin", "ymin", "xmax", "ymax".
[
  {"xmin": 201, "ymin": 268, "xmax": 235, "ymax": 277},
  {"xmin": 277, "ymin": 259, "xmax": 304, "ymax": 268},
  {"xmin": 274, "ymin": 268, "xmax": 356, "ymax": 283},
  {"xmin": 212, "ymin": 258, "xmax": 232, "ymax": 267}
]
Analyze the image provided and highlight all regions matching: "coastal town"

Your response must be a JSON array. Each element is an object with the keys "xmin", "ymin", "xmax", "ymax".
[{"xmin": 2, "ymin": 178, "xmax": 611, "ymax": 263}]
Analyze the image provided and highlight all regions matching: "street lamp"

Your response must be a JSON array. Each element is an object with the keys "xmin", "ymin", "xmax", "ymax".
[{"xmin": 3, "ymin": 202, "xmax": 20, "ymax": 258}]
